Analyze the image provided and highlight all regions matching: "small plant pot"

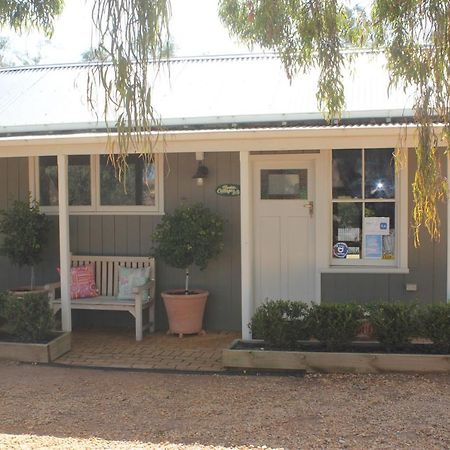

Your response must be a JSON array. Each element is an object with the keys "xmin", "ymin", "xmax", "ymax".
[
  {"xmin": 162, "ymin": 289, "xmax": 209, "ymax": 337},
  {"xmin": 356, "ymin": 319, "xmax": 375, "ymax": 340}
]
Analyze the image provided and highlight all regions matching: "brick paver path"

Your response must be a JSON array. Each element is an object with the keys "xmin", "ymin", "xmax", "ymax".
[{"xmin": 55, "ymin": 329, "xmax": 240, "ymax": 372}]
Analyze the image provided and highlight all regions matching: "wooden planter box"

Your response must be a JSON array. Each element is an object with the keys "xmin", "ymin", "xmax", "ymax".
[
  {"xmin": 0, "ymin": 332, "xmax": 71, "ymax": 363},
  {"xmin": 223, "ymin": 339, "xmax": 450, "ymax": 374}
]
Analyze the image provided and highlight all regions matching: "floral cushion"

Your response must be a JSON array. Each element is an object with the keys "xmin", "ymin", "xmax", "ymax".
[
  {"xmin": 117, "ymin": 266, "xmax": 150, "ymax": 300},
  {"xmin": 59, "ymin": 264, "xmax": 98, "ymax": 299}
]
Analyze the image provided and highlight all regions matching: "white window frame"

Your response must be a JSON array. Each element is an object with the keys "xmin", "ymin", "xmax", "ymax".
[
  {"xmin": 328, "ymin": 147, "xmax": 408, "ymax": 269},
  {"xmin": 33, "ymin": 153, "xmax": 164, "ymax": 215}
]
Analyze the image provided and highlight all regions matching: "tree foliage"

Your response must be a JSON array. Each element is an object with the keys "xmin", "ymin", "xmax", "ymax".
[
  {"xmin": 87, "ymin": 0, "xmax": 171, "ymax": 181},
  {"xmin": 151, "ymin": 204, "xmax": 225, "ymax": 291},
  {"xmin": 0, "ymin": 199, "xmax": 50, "ymax": 289},
  {"xmin": 0, "ymin": 1, "xmax": 449, "ymax": 243},
  {"xmin": 219, "ymin": 0, "xmax": 369, "ymax": 120},
  {"xmin": 0, "ymin": 0, "xmax": 64, "ymax": 36},
  {"xmin": 219, "ymin": 0, "xmax": 449, "ymax": 244}
]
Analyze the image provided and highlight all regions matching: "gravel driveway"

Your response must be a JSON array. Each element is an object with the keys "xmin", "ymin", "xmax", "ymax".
[{"xmin": 0, "ymin": 361, "xmax": 449, "ymax": 449}]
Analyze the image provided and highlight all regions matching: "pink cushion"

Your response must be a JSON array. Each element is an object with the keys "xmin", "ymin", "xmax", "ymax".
[{"xmin": 58, "ymin": 264, "xmax": 99, "ymax": 299}]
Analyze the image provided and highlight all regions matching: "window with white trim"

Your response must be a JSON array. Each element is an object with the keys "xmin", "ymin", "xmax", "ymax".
[
  {"xmin": 332, "ymin": 148, "xmax": 396, "ymax": 264},
  {"xmin": 36, "ymin": 154, "xmax": 163, "ymax": 214}
]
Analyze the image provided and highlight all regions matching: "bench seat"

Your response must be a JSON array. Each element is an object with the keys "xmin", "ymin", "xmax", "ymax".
[{"xmin": 46, "ymin": 255, "xmax": 156, "ymax": 341}]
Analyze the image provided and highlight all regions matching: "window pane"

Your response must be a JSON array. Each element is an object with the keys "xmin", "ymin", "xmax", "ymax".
[
  {"xmin": 68, "ymin": 156, "xmax": 91, "ymax": 205},
  {"xmin": 100, "ymin": 155, "xmax": 156, "ymax": 206},
  {"xmin": 332, "ymin": 202, "xmax": 362, "ymax": 259},
  {"xmin": 332, "ymin": 150, "xmax": 362, "ymax": 199},
  {"xmin": 39, "ymin": 155, "xmax": 91, "ymax": 206},
  {"xmin": 39, "ymin": 156, "xmax": 58, "ymax": 206},
  {"xmin": 364, "ymin": 202, "xmax": 395, "ymax": 259},
  {"xmin": 365, "ymin": 149, "xmax": 395, "ymax": 199},
  {"xmin": 261, "ymin": 169, "xmax": 307, "ymax": 199}
]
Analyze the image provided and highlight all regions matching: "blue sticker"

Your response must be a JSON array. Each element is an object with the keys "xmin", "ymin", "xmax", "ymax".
[
  {"xmin": 333, "ymin": 242, "xmax": 349, "ymax": 258},
  {"xmin": 380, "ymin": 222, "xmax": 388, "ymax": 230},
  {"xmin": 365, "ymin": 235, "xmax": 383, "ymax": 259}
]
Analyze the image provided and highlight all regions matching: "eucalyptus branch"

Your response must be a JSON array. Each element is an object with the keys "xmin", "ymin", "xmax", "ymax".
[{"xmin": 87, "ymin": 0, "xmax": 171, "ymax": 180}]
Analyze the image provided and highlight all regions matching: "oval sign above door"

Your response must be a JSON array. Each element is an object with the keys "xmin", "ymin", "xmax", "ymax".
[{"xmin": 216, "ymin": 184, "xmax": 240, "ymax": 197}]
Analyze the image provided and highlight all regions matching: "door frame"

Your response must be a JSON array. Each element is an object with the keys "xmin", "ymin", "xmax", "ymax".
[{"xmin": 241, "ymin": 151, "xmax": 330, "ymax": 337}]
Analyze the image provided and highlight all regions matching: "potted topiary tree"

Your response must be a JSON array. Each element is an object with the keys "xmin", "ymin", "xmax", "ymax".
[
  {"xmin": 0, "ymin": 198, "xmax": 50, "ymax": 293},
  {"xmin": 152, "ymin": 203, "xmax": 225, "ymax": 337}
]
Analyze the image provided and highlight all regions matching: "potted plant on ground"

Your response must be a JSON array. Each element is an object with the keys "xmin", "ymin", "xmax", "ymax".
[
  {"xmin": 0, "ymin": 198, "xmax": 50, "ymax": 293},
  {"xmin": 152, "ymin": 203, "xmax": 225, "ymax": 337}
]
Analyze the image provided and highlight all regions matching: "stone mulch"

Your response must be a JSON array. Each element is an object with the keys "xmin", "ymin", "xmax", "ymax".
[
  {"xmin": 0, "ymin": 362, "xmax": 449, "ymax": 449},
  {"xmin": 54, "ymin": 329, "xmax": 240, "ymax": 371}
]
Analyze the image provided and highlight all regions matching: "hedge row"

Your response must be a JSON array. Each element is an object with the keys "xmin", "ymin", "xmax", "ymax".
[
  {"xmin": 250, "ymin": 300, "xmax": 450, "ymax": 352},
  {"xmin": 0, "ymin": 292, "xmax": 54, "ymax": 342}
]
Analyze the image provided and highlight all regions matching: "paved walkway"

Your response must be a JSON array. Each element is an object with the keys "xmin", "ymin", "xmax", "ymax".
[{"xmin": 55, "ymin": 329, "xmax": 240, "ymax": 372}]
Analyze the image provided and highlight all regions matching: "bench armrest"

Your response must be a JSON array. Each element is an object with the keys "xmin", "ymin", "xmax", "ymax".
[
  {"xmin": 133, "ymin": 279, "xmax": 155, "ymax": 297},
  {"xmin": 44, "ymin": 282, "xmax": 61, "ymax": 301}
]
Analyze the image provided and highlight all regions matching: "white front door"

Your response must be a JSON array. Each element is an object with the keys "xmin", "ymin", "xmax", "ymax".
[{"xmin": 253, "ymin": 158, "xmax": 316, "ymax": 308}]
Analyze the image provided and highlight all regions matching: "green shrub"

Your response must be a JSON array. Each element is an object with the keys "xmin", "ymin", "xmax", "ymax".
[
  {"xmin": 250, "ymin": 300, "xmax": 310, "ymax": 349},
  {"xmin": 367, "ymin": 302, "xmax": 418, "ymax": 350},
  {"xmin": 421, "ymin": 304, "xmax": 450, "ymax": 351},
  {"xmin": 308, "ymin": 303, "xmax": 363, "ymax": 350},
  {"xmin": 4, "ymin": 292, "xmax": 54, "ymax": 342}
]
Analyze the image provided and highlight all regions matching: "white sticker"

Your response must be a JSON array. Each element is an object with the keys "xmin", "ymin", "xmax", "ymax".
[{"xmin": 364, "ymin": 217, "xmax": 390, "ymax": 236}]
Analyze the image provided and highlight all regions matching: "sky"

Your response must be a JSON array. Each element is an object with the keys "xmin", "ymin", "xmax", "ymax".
[{"xmin": 2, "ymin": 0, "xmax": 250, "ymax": 65}]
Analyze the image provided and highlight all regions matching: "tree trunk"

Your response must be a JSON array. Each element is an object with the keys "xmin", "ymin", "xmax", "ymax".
[
  {"xmin": 185, "ymin": 267, "xmax": 189, "ymax": 294},
  {"xmin": 30, "ymin": 266, "xmax": 35, "ymax": 291}
]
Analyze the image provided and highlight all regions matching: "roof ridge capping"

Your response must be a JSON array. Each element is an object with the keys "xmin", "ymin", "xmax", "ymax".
[{"xmin": 0, "ymin": 47, "xmax": 381, "ymax": 73}]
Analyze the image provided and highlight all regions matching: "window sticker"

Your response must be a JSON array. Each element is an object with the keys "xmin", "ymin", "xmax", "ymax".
[
  {"xmin": 333, "ymin": 242, "xmax": 349, "ymax": 258},
  {"xmin": 364, "ymin": 217, "xmax": 390, "ymax": 235},
  {"xmin": 337, "ymin": 227, "xmax": 360, "ymax": 242},
  {"xmin": 365, "ymin": 235, "xmax": 383, "ymax": 259}
]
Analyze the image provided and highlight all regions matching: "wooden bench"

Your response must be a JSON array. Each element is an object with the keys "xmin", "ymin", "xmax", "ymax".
[{"xmin": 46, "ymin": 255, "xmax": 156, "ymax": 341}]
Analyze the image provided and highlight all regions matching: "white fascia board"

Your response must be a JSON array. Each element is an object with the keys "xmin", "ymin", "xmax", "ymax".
[
  {"xmin": 0, "ymin": 123, "xmax": 444, "ymax": 158},
  {"xmin": 0, "ymin": 109, "xmax": 414, "ymax": 135}
]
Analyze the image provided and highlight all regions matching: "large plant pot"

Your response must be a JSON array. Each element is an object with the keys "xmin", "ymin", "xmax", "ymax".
[{"xmin": 162, "ymin": 289, "xmax": 209, "ymax": 337}]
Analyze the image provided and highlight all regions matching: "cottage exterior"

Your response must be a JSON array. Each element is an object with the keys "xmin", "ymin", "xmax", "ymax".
[{"xmin": 0, "ymin": 52, "xmax": 447, "ymax": 339}]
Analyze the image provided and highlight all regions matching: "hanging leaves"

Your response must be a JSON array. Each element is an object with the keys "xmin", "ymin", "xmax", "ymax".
[
  {"xmin": 220, "ymin": 0, "xmax": 449, "ymax": 245},
  {"xmin": 87, "ymin": 0, "xmax": 171, "ymax": 180},
  {"xmin": 0, "ymin": 0, "xmax": 64, "ymax": 36},
  {"xmin": 372, "ymin": 0, "xmax": 450, "ymax": 244},
  {"xmin": 219, "ymin": 0, "xmax": 370, "ymax": 120}
]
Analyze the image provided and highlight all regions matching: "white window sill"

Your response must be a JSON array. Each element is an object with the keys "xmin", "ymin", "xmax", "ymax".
[{"xmin": 321, "ymin": 267, "xmax": 410, "ymax": 274}]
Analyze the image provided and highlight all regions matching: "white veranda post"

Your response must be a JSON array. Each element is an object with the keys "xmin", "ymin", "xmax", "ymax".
[
  {"xmin": 57, "ymin": 154, "xmax": 72, "ymax": 331},
  {"xmin": 240, "ymin": 151, "xmax": 253, "ymax": 340}
]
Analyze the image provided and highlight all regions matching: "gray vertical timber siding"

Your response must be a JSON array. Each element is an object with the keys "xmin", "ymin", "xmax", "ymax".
[
  {"xmin": 322, "ymin": 149, "xmax": 447, "ymax": 304},
  {"xmin": 19, "ymin": 152, "xmax": 241, "ymax": 331},
  {"xmin": 0, "ymin": 157, "xmax": 44, "ymax": 289}
]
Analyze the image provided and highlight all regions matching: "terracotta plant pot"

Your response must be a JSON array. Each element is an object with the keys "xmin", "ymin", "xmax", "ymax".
[{"xmin": 161, "ymin": 289, "xmax": 209, "ymax": 337}]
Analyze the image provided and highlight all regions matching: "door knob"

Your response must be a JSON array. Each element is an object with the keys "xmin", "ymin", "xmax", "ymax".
[{"xmin": 304, "ymin": 201, "xmax": 314, "ymax": 217}]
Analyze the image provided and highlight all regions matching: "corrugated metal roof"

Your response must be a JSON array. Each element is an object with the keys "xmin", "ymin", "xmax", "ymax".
[{"xmin": 0, "ymin": 51, "xmax": 416, "ymax": 136}]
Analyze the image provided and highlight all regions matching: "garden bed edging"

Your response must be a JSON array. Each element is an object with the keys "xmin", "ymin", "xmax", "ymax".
[
  {"xmin": 0, "ymin": 332, "xmax": 71, "ymax": 363},
  {"xmin": 222, "ymin": 339, "xmax": 450, "ymax": 374}
]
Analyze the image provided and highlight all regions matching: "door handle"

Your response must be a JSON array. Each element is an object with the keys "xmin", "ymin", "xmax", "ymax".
[{"xmin": 304, "ymin": 201, "xmax": 314, "ymax": 217}]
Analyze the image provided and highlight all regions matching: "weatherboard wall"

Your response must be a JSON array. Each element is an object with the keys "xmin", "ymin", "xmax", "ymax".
[
  {"xmin": 67, "ymin": 152, "xmax": 241, "ymax": 331},
  {"xmin": 0, "ymin": 150, "xmax": 447, "ymax": 333}
]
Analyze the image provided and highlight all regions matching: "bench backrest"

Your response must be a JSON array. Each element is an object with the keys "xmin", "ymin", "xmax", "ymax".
[{"xmin": 71, "ymin": 255, "xmax": 155, "ymax": 297}]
